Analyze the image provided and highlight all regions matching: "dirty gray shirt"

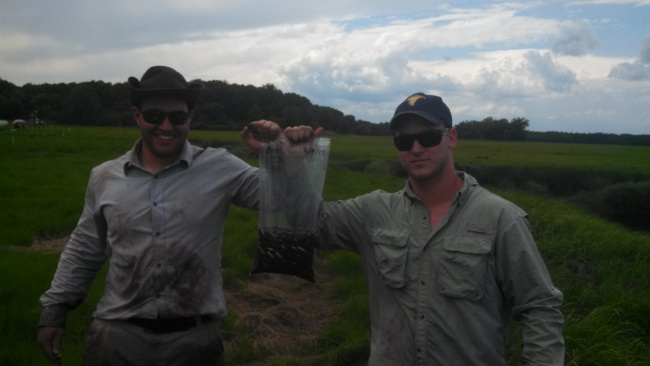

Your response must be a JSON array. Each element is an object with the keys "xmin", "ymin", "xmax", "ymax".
[
  {"xmin": 317, "ymin": 172, "xmax": 565, "ymax": 366},
  {"xmin": 40, "ymin": 140, "xmax": 259, "ymax": 325}
]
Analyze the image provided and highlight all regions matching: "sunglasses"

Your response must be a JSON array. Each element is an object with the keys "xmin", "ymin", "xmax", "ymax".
[
  {"xmin": 393, "ymin": 130, "xmax": 448, "ymax": 151},
  {"xmin": 140, "ymin": 109, "xmax": 191, "ymax": 126}
]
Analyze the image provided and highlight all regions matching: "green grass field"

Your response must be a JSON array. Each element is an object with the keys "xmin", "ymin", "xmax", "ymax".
[
  {"xmin": 327, "ymin": 133, "xmax": 650, "ymax": 174},
  {"xmin": 1, "ymin": 125, "xmax": 649, "ymax": 365}
]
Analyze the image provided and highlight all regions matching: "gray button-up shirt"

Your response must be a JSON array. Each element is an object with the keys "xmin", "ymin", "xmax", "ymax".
[
  {"xmin": 40, "ymin": 139, "xmax": 259, "ymax": 324},
  {"xmin": 318, "ymin": 172, "xmax": 565, "ymax": 365}
]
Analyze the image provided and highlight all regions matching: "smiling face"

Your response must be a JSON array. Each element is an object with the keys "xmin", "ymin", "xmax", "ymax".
[
  {"xmin": 132, "ymin": 96, "xmax": 192, "ymax": 169},
  {"xmin": 395, "ymin": 115, "xmax": 457, "ymax": 185}
]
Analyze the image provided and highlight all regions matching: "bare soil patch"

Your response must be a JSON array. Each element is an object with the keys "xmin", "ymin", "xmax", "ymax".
[
  {"xmin": 3, "ymin": 235, "xmax": 69, "ymax": 254},
  {"xmin": 224, "ymin": 270, "xmax": 337, "ymax": 358}
]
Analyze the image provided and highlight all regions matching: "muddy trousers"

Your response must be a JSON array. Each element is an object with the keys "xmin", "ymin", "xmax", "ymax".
[{"xmin": 82, "ymin": 318, "xmax": 224, "ymax": 366}]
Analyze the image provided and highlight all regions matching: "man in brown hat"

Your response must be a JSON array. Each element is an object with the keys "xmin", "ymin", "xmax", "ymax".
[{"xmin": 36, "ymin": 66, "xmax": 306, "ymax": 365}]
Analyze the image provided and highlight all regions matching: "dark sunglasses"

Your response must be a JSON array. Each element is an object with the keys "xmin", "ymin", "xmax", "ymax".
[
  {"xmin": 140, "ymin": 109, "xmax": 191, "ymax": 126},
  {"xmin": 393, "ymin": 130, "xmax": 448, "ymax": 151}
]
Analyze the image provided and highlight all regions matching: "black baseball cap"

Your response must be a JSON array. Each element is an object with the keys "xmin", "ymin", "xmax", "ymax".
[{"xmin": 389, "ymin": 93, "xmax": 452, "ymax": 129}]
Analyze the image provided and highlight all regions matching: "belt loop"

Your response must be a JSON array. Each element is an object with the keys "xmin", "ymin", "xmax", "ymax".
[{"xmin": 195, "ymin": 316, "xmax": 203, "ymax": 326}]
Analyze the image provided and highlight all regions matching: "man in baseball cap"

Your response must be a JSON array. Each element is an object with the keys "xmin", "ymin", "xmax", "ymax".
[{"xmin": 311, "ymin": 92, "xmax": 565, "ymax": 365}]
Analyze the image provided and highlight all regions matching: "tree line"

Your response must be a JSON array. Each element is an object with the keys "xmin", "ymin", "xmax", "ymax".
[
  {"xmin": 526, "ymin": 130, "xmax": 650, "ymax": 146},
  {"xmin": 454, "ymin": 117, "xmax": 650, "ymax": 146},
  {"xmin": 1, "ymin": 77, "xmax": 648, "ymax": 145},
  {"xmin": 454, "ymin": 117, "xmax": 530, "ymax": 141},
  {"xmin": 0, "ymin": 77, "xmax": 391, "ymax": 135}
]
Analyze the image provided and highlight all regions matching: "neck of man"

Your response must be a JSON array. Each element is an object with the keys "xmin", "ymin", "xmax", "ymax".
[
  {"xmin": 139, "ymin": 147, "xmax": 177, "ymax": 175},
  {"xmin": 410, "ymin": 159, "xmax": 463, "ymax": 211}
]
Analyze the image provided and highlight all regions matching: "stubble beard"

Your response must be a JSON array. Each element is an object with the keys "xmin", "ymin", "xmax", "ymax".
[{"xmin": 407, "ymin": 153, "xmax": 451, "ymax": 186}]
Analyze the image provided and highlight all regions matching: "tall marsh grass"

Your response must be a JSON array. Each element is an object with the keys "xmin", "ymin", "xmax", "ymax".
[{"xmin": 500, "ymin": 190, "xmax": 650, "ymax": 365}]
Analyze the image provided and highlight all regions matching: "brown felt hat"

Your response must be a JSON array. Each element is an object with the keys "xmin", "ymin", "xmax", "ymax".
[{"xmin": 128, "ymin": 66, "xmax": 204, "ymax": 109}]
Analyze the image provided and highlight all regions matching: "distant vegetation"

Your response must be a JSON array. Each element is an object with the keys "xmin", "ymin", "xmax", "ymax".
[
  {"xmin": 455, "ymin": 117, "xmax": 530, "ymax": 141},
  {"xmin": 527, "ymin": 130, "xmax": 650, "ymax": 146},
  {"xmin": 1, "ymin": 77, "xmax": 649, "ymax": 145},
  {"xmin": 455, "ymin": 117, "xmax": 650, "ymax": 146},
  {"xmin": 0, "ymin": 77, "xmax": 391, "ymax": 135}
]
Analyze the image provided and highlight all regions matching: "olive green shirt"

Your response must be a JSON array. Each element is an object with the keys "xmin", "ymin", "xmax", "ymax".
[{"xmin": 318, "ymin": 172, "xmax": 564, "ymax": 365}]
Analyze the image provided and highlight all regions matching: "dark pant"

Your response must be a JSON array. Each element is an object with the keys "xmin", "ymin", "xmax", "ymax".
[{"xmin": 82, "ymin": 318, "xmax": 224, "ymax": 366}]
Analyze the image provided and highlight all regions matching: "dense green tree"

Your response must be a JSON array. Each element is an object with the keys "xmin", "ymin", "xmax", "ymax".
[
  {"xmin": 509, "ymin": 117, "xmax": 530, "ymax": 140},
  {"xmin": 62, "ymin": 84, "xmax": 104, "ymax": 125},
  {"xmin": 0, "ymin": 96, "xmax": 25, "ymax": 120},
  {"xmin": 455, "ymin": 117, "xmax": 529, "ymax": 141}
]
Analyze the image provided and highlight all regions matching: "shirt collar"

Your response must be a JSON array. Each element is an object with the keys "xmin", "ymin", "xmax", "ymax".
[
  {"xmin": 400, "ymin": 171, "xmax": 478, "ymax": 205},
  {"xmin": 401, "ymin": 180, "xmax": 418, "ymax": 200},
  {"xmin": 456, "ymin": 171, "xmax": 478, "ymax": 205},
  {"xmin": 123, "ymin": 138, "xmax": 193, "ymax": 174}
]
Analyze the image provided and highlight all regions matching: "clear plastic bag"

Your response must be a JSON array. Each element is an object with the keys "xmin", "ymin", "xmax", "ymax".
[{"xmin": 250, "ymin": 136, "xmax": 330, "ymax": 282}]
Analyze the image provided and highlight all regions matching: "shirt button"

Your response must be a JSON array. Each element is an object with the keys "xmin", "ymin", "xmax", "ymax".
[
  {"xmin": 155, "ymin": 232, "xmax": 160, "ymax": 237},
  {"xmin": 153, "ymin": 202, "xmax": 158, "ymax": 206}
]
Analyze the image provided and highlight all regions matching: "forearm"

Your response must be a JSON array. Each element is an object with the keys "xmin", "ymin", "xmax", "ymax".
[{"xmin": 517, "ymin": 293, "xmax": 565, "ymax": 365}]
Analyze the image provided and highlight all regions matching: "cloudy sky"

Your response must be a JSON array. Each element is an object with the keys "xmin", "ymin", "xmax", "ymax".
[{"xmin": 2, "ymin": 0, "xmax": 649, "ymax": 134}]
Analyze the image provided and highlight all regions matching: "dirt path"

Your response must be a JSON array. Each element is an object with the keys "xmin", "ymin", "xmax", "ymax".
[{"xmin": 3, "ymin": 235, "xmax": 69, "ymax": 254}]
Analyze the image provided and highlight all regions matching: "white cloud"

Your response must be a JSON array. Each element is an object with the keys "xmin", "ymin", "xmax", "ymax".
[
  {"xmin": 608, "ymin": 34, "xmax": 650, "ymax": 80},
  {"xmin": 640, "ymin": 34, "xmax": 650, "ymax": 64},
  {"xmin": 554, "ymin": 54, "xmax": 634, "ymax": 80},
  {"xmin": 468, "ymin": 50, "xmax": 577, "ymax": 96},
  {"xmin": 278, "ymin": 7, "xmax": 562, "ymax": 100},
  {"xmin": 0, "ymin": 32, "xmax": 59, "ymax": 59},
  {"xmin": 519, "ymin": 77, "xmax": 650, "ymax": 133},
  {"xmin": 409, "ymin": 49, "xmax": 577, "ymax": 97},
  {"xmin": 608, "ymin": 62, "xmax": 650, "ymax": 80},
  {"xmin": 552, "ymin": 20, "xmax": 600, "ymax": 56}
]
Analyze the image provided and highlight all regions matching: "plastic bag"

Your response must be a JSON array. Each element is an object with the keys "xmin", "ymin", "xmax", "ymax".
[{"xmin": 250, "ymin": 136, "xmax": 330, "ymax": 282}]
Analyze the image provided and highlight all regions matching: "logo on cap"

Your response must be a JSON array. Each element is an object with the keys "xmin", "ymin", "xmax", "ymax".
[{"xmin": 407, "ymin": 94, "xmax": 426, "ymax": 106}]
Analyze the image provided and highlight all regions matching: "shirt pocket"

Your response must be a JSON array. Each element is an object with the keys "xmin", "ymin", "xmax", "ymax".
[
  {"xmin": 437, "ymin": 237, "xmax": 493, "ymax": 301},
  {"xmin": 370, "ymin": 227, "xmax": 409, "ymax": 289}
]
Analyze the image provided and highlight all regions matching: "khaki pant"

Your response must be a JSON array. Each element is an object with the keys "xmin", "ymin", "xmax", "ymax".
[{"xmin": 82, "ymin": 318, "xmax": 224, "ymax": 366}]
